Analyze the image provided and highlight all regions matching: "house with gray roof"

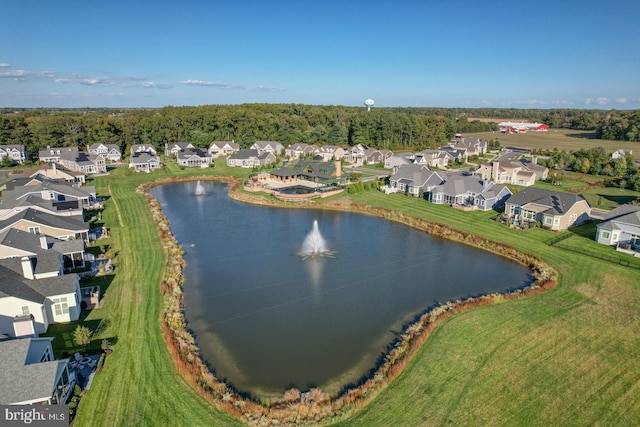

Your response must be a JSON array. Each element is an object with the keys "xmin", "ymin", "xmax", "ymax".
[
  {"xmin": 176, "ymin": 147, "xmax": 212, "ymax": 167},
  {"xmin": 504, "ymin": 187, "xmax": 591, "ymax": 230},
  {"xmin": 0, "ymin": 337, "xmax": 74, "ymax": 405},
  {"xmin": 37, "ymin": 147, "xmax": 106, "ymax": 175},
  {"xmin": 285, "ymin": 143, "xmax": 319, "ymax": 159},
  {"xmin": 430, "ymin": 172, "xmax": 486, "ymax": 205},
  {"xmin": 2, "ymin": 180, "xmax": 97, "ymax": 210},
  {"xmin": 389, "ymin": 164, "xmax": 445, "ymax": 197},
  {"xmin": 0, "ymin": 144, "xmax": 29, "ymax": 165},
  {"xmin": 129, "ymin": 145, "xmax": 161, "ymax": 173},
  {"xmin": 227, "ymin": 149, "xmax": 276, "ymax": 168},
  {"xmin": 473, "ymin": 183, "xmax": 512, "ymax": 211},
  {"xmin": 0, "ymin": 228, "xmax": 85, "ymax": 270},
  {"xmin": 0, "ymin": 208, "xmax": 89, "ymax": 244},
  {"xmin": 11, "ymin": 163, "xmax": 86, "ymax": 184},
  {"xmin": 88, "ymin": 142, "xmax": 122, "ymax": 162},
  {"xmin": 251, "ymin": 141, "xmax": 284, "ymax": 156},
  {"xmin": 315, "ymin": 145, "xmax": 345, "ymax": 162},
  {"xmin": 164, "ymin": 142, "xmax": 194, "ymax": 157},
  {"xmin": 208, "ymin": 141, "xmax": 240, "ymax": 158},
  {"xmin": 595, "ymin": 204, "xmax": 640, "ymax": 251},
  {"xmin": 0, "ymin": 255, "xmax": 80, "ymax": 337}
]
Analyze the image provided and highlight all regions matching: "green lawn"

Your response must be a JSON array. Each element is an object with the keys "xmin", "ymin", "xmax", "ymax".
[{"xmin": 62, "ymin": 166, "xmax": 640, "ymax": 426}]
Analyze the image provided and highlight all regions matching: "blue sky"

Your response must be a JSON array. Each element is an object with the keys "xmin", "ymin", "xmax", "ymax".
[{"xmin": 1, "ymin": 1, "xmax": 639, "ymax": 109}]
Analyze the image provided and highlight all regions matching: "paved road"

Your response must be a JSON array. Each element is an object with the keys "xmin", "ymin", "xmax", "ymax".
[
  {"xmin": 590, "ymin": 208, "xmax": 611, "ymax": 220},
  {"xmin": 346, "ymin": 166, "xmax": 390, "ymax": 181}
]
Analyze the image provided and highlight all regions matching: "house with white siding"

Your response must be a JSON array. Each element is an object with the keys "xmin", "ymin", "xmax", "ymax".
[
  {"xmin": 0, "ymin": 255, "xmax": 81, "ymax": 338},
  {"xmin": 595, "ymin": 204, "xmax": 640, "ymax": 251},
  {"xmin": 0, "ymin": 145, "xmax": 29, "ymax": 165},
  {"xmin": 208, "ymin": 141, "xmax": 240, "ymax": 158}
]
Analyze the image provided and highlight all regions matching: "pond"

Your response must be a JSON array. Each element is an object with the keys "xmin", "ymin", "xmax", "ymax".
[{"xmin": 149, "ymin": 181, "xmax": 532, "ymax": 399}]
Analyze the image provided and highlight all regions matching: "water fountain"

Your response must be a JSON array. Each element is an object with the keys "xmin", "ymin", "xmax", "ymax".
[
  {"xmin": 195, "ymin": 181, "xmax": 206, "ymax": 196},
  {"xmin": 298, "ymin": 220, "xmax": 335, "ymax": 260}
]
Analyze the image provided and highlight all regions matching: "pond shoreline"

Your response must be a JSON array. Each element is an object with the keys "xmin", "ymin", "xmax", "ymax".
[{"xmin": 139, "ymin": 175, "xmax": 557, "ymax": 426}]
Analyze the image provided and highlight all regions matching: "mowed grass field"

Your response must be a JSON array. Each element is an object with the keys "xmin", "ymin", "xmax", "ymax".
[
  {"xmin": 68, "ymin": 165, "xmax": 640, "ymax": 426},
  {"xmin": 468, "ymin": 128, "xmax": 640, "ymax": 153}
]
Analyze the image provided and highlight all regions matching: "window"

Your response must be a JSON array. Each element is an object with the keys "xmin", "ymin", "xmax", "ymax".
[
  {"xmin": 40, "ymin": 348, "xmax": 52, "ymax": 362},
  {"xmin": 601, "ymin": 230, "xmax": 610, "ymax": 239},
  {"xmin": 53, "ymin": 297, "xmax": 69, "ymax": 316},
  {"xmin": 21, "ymin": 306, "xmax": 30, "ymax": 315},
  {"xmin": 28, "ymin": 226, "xmax": 40, "ymax": 234},
  {"xmin": 545, "ymin": 217, "xmax": 553, "ymax": 225}
]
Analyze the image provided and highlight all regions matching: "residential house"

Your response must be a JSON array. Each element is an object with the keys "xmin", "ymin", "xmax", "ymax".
[
  {"xmin": 611, "ymin": 149, "xmax": 632, "ymax": 161},
  {"xmin": 38, "ymin": 147, "xmax": 106, "ymax": 175},
  {"xmin": 345, "ymin": 144, "xmax": 369, "ymax": 165},
  {"xmin": 269, "ymin": 160, "xmax": 346, "ymax": 184},
  {"xmin": 164, "ymin": 142, "xmax": 194, "ymax": 157},
  {"xmin": 2, "ymin": 180, "xmax": 98, "ymax": 210},
  {"xmin": 176, "ymin": 148, "xmax": 212, "ymax": 167},
  {"xmin": 0, "ymin": 228, "xmax": 85, "ymax": 270},
  {"xmin": 387, "ymin": 150, "xmax": 452, "ymax": 169},
  {"xmin": 0, "ymin": 145, "xmax": 29, "ymax": 165},
  {"xmin": 285, "ymin": 143, "xmax": 318, "ymax": 159},
  {"xmin": 315, "ymin": 145, "xmax": 345, "ymax": 162},
  {"xmin": 503, "ymin": 187, "xmax": 591, "ymax": 230},
  {"xmin": 430, "ymin": 172, "xmax": 486, "ymax": 205},
  {"xmin": 129, "ymin": 144, "xmax": 161, "ymax": 173},
  {"xmin": 208, "ymin": 141, "xmax": 240, "ymax": 158},
  {"xmin": 364, "ymin": 148, "xmax": 394, "ymax": 165},
  {"xmin": 227, "ymin": 149, "xmax": 276, "ymax": 168},
  {"xmin": 389, "ymin": 164, "xmax": 445, "ymax": 197},
  {"xmin": 0, "ymin": 337, "xmax": 74, "ymax": 405},
  {"xmin": 0, "ymin": 208, "xmax": 90, "ymax": 244},
  {"xmin": 476, "ymin": 160, "xmax": 548, "ymax": 186},
  {"xmin": 87, "ymin": 143, "xmax": 122, "ymax": 162},
  {"xmin": 0, "ymin": 255, "xmax": 81, "ymax": 337},
  {"xmin": 473, "ymin": 183, "xmax": 513, "ymax": 211},
  {"xmin": 595, "ymin": 204, "xmax": 640, "ymax": 249},
  {"xmin": 130, "ymin": 144, "xmax": 157, "ymax": 156},
  {"xmin": 439, "ymin": 146, "xmax": 468, "ymax": 163},
  {"xmin": 251, "ymin": 141, "xmax": 284, "ymax": 156},
  {"xmin": 11, "ymin": 163, "xmax": 86, "ymax": 184},
  {"xmin": 448, "ymin": 137, "xmax": 487, "ymax": 156}
]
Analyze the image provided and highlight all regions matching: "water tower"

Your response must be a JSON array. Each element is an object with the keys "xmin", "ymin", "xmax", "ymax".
[{"xmin": 364, "ymin": 98, "xmax": 375, "ymax": 111}]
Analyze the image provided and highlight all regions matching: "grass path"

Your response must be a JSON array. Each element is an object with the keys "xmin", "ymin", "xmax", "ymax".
[{"xmin": 72, "ymin": 167, "xmax": 640, "ymax": 426}]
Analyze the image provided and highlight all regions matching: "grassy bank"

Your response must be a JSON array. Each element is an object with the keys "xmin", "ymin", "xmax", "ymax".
[{"xmin": 70, "ymin": 166, "xmax": 640, "ymax": 426}]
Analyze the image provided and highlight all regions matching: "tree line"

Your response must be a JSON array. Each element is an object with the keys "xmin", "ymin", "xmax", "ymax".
[{"xmin": 0, "ymin": 105, "xmax": 638, "ymax": 159}]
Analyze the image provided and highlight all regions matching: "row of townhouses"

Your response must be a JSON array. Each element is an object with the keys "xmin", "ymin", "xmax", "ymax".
[{"xmin": 0, "ymin": 168, "xmax": 101, "ymax": 406}]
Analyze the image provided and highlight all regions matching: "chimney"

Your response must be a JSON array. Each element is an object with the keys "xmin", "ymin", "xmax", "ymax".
[
  {"xmin": 52, "ymin": 162, "xmax": 57, "ymax": 175},
  {"xmin": 532, "ymin": 155, "xmax": 538, "ymax": 165},
  {"xmin": 491, "ymin": 161, "xmax": 499, "ymax": 182},
  {"xmin": 335, "ymin": 159, "xmax": 342, "ymax": 177},
  {"xmin": 21, "ymin": 256, "xmax": 34, "ymax": 280},
  {"xmin": 40, "ymin": 235, "xmax": 48, "ymax": 250}
]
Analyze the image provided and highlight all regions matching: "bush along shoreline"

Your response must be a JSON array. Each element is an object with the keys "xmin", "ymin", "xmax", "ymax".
[{"xmin": 138, "ymin": 176, "xmax": 557, "ymax": 426}]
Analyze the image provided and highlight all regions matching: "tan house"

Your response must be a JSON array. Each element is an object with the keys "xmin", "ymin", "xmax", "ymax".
[
  {"xmin": 477, "ymin": 160, "xmax": 549, "ymax": 187},
  {"xmin": 504, "ymin": 187, "xmax": 591, "ymax": 230}
]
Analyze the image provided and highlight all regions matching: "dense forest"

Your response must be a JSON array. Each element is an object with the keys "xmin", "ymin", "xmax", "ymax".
[{"xmin": 0, "ymin": 105, "xmax": 638, "ymax": 158}]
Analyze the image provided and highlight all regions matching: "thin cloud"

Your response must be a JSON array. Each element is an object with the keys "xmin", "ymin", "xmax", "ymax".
[
  {"xmin": 0, "ymin": 64, "xmax": 56, "ymax": 80},
  {"xmin": 182, "ymin": 79, "xmax": 284, "ymax": 92},
  {"xmin": 585, "ymin": 97, "xmax": 610, "ymax": 105},
  {"xmin": 616, "ymin": 97, "xmax": 628, "ymax": 104}
]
